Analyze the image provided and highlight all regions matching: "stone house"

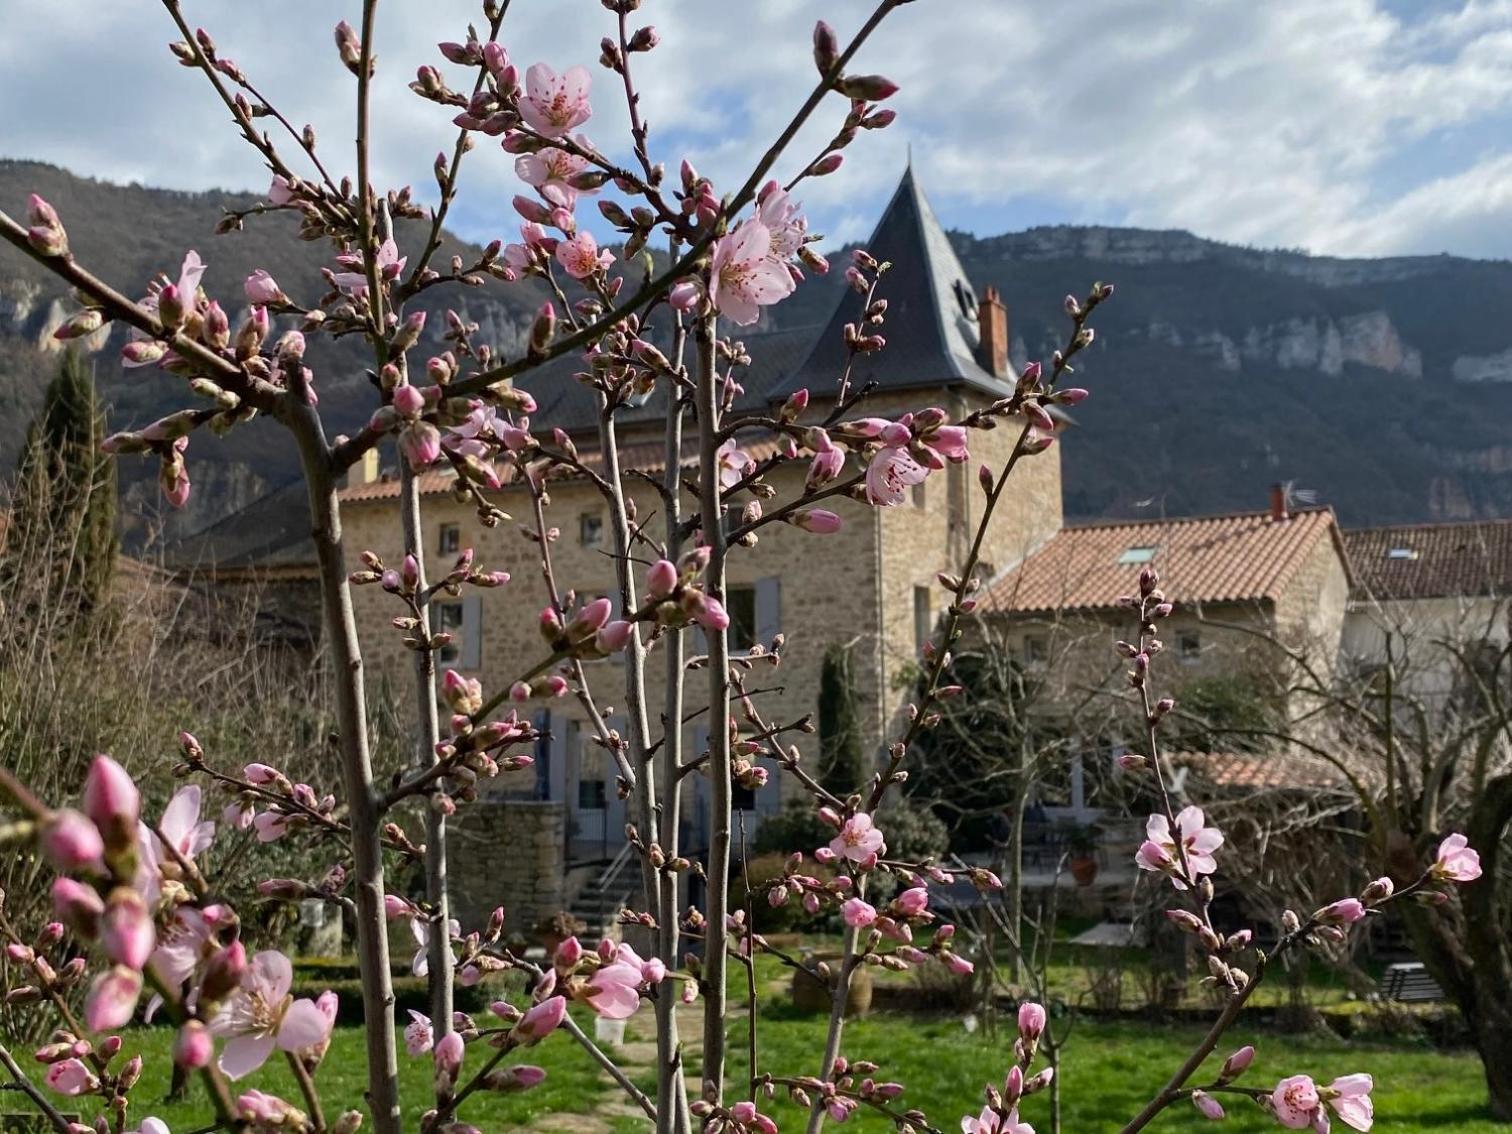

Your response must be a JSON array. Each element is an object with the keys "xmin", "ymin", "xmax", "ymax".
[
  {"xmin": 1341, "ymin": 519, "xmax": 1512, "ymax": 717},
  {"xmin": 336, "ymin": 169, "xmax": 1064, "ymax": 933},
  {"xmin": 976, "ymin": 491, "xmax": 1353, "ymax": 819}
]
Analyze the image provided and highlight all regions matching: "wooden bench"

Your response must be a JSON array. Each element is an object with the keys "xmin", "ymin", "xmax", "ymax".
[{"xmin": 1379, "ymin": 961, "xmax": 1444, "ymax": 1002}]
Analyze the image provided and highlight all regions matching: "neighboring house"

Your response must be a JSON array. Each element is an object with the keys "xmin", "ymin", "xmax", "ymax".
[
  {"xmin": 1341, "ymin": 520, "xmax": 1512, "ymax": 715},
  {"xmin": 977, "ymin": 493, "xmax": 1352, "ymax": 820},
  {"xmin": 161, "ymin": 480, "xmax": 322, "ymax": 648},
  {"xmin": 336, "ymin": 168, "xmax": 1064, "ymax": 932}
]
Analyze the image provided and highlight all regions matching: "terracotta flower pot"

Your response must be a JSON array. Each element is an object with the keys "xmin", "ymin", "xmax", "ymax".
[
  {"xmin": 1070, "ymin": 855, "xmax": 1099, "ymax": 887},
  {"xmin": 791, "ymin": 954, "xmax": 874, "ymax": 1016}
]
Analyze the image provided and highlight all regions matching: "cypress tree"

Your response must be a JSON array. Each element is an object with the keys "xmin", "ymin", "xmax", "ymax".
[
  {"xmin": 9, "ymin": 349, "xmax": 117, "ymax": 611},
  {"xmin": 817, "ymin": 642, "xmax": 867, "ymax": 794}
]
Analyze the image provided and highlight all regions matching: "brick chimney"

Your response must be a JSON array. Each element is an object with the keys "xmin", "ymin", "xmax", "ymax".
[
  {"xmin": 1269, "ymin": 483, "xmax": 1289, "ymax": 522},
  {"xmin": 977, "ymin": 285, "xmax": 1009, "ymax": 378}
]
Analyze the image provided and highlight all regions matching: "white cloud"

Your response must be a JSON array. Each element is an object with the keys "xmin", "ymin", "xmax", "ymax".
[{"xmin": 1, "ymin": 0, "xmax": 1510, "ymax": 258}]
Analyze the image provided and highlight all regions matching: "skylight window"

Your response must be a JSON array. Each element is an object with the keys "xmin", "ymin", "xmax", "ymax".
[
  {"xmin": 1386, "ymin": 548, "xmax": 1419, "ymax": 561},
  {"xmin": 1118, "ymin": 546, "xmax": 1159, "ymax": 565}
]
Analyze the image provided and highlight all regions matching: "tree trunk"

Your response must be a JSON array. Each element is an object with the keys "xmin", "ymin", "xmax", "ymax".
[
  {"xmin": 695, "ymin": 315, "xmax": 732, "ymax": 1103},
  {"xmin": 399, "ymin": 462, "xmax": 453, "ymax": 1043},
  {"xmin": 288, "ymin": 405, "xmax": 401, "ymax": 1134},
  {"xmin": 1400, "ymin": 771, "xmax": 1512, "ymax": 1122}
]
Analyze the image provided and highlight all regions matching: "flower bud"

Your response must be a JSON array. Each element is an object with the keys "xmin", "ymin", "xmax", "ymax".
[
  {"xmin": 100, "ymin": 888, "xmax": 154, "ymax": 969},
  {"xmin": 42, "ymin": 810, "xmax": 105, "ymax": 875},
  {"xmin": 82, "ymin": 756, "xmax": 140, "ymax": 858}
]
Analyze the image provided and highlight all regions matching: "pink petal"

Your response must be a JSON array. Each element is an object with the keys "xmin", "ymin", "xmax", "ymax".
[
  {"xmin": 276, "ymin": 999, "xmax": 332, "ymax": 1051},
  {"xmin": 219, "ymin": 1032, "xmax": 276, "ymax": 1080},
  {"xmin": 249, "ymin": 950, "xmax": 293, "ymax": 1001}
]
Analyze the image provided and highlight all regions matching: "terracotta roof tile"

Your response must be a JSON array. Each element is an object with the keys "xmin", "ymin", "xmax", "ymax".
[
  {"xmin": 1344, "ymin": 519, "xmax": 1512, "ymax": 600},
  {"xmin": 983, "ymin": 507, "xmax": 1339, "ymax": 615},
  {"xmin": 339, "ymin": 437, "xmax": 785, "ymax": 504},
  {"xmin": 1173, "ymin": 751, "xmax": 1344, "ymax": 790}
]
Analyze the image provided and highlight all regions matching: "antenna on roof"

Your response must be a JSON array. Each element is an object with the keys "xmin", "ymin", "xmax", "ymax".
[
  {"xmin": 906, "ymin": 141, "xmax": 913, "ymax": 170},
  {"xmin": 1283, "ymin": 480, "xmax": 1319, "ymax": 507}
]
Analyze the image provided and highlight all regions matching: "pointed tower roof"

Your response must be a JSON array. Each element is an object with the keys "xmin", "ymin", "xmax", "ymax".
[{"xmin": 773, "ymin": 168, "xmax": 1014, "ymax": 401}]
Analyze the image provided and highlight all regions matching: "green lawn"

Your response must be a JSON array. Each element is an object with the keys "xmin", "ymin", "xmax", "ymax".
[
  {"xmin": 38, "ymin": 1008, "xmax": 1498, "ymax": 1134},
  {"xmin": 723, "ymin": 1011, "xmax": 1500, "ymax": 1133}
]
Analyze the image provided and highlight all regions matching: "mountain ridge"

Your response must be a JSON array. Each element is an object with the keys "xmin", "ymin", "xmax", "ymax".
[{"xmin": 4, "ymin": 159, "xmax": 1512, "ymax": 535}]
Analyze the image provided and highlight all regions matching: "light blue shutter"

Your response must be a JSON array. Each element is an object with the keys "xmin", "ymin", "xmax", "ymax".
[
  {"xmin": 755, "ymin": 577, "xmax": 781, "ymax": 646},
  {"xmin": 460, "ymin": 595, "xmax": 482, "ymax": 669}
]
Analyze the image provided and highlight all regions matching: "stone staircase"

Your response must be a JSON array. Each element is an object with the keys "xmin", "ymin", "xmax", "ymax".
[{"xmin": 568, "ymin": 841, "xmax": 637, "ymax": 939}]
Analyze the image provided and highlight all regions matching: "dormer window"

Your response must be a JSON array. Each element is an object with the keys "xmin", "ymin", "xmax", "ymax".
[
  {"xmin": 1386, "ymin": 548, "xmax": 1418, "ymax": 561},
  {"xmin": 1118, "ymin": 545, "xmax": 1158, "ymax": 565}
]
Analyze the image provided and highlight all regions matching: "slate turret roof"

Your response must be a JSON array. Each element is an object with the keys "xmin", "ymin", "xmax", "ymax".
[{"xmin": 770, "ymin": 166, "xmax": 1014, "ymax": 401}]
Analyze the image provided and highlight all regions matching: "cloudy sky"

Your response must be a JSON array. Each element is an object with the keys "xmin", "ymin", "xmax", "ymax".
[{"xmin": 4, "ymin": 0, "xmax": 1512, "ymax": 259}]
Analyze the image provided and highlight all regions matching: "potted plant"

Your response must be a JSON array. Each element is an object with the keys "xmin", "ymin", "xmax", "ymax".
[
  {"xmin": 1067, "ymin": 825, "xmax": 1100, "ymax": 886},
  {"xmin": 791, "ymin": 950, "xmax": 874, "ymax": 1016}
]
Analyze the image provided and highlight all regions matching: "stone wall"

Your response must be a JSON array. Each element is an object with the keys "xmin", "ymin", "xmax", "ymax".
[{"xmin": 448, "ymin": 800, "xmax": 566, "ymax": 940}]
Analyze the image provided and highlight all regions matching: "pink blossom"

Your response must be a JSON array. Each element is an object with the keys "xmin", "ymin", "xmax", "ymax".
[
  {"xmin": 404, "ymin": 1011, "xmax": 433, "ymax": 1057},
  {"xmin": 514, "ymin": 995, "xmax": 567, "ymax": 1044},
  {"xmin": 101, "ymin": 888, "xmax": 154, "ymax": 969},
  {"xmin": 174, "ymin": 1021, "xmax": 214, "ymax": 1070},
  {"xmin": 842, "ymin": 898, "xmax": 877, "ymax": 927},
  {"xmin": 44, "ymin": 1058, "xmax": 98, "ymax": 1096},
  {"xmin": 942, "ymin": 951, "xmax": 975, "ymax": 976},
  {"xmin": 716, "ymin": 439, "xmax": 754, "ymax": 488},
  {"xmin": 668, "ymin": 280, "xmax": 701, "ymax": 312},
  {"xmin": 756, "ymin": 184, "xmax": 808, "ymax": 262},
  {"xmin": 210, "ymin": 951, "xmax": 334, "ymax": 1079},
  {"xmin": 516, "ymin": 142, "xmax": 592, "ymax": 200},
  {"xmin": 961, "ymin": 1104, "xmax": 1034, "ymax": 1133},
  {"xmin": 243, "ymin": 270, "xmax": 287, "ymax": 307},
  {"xmin": 519, "ymin": 63, "xmax": 593, "ymax": 137},
  {"xmin": 792, "ymin": 508, "xmax": 843, "ymax": 534},
  {"xmin": 268, "ymin": 176, "xmax": 294, "ymax": 205},
  {"xmin": 332, "ymin": 240, "xmax": 406, "ymax": 296},
  {"xmin": 1325, "ymin": 1074, "xmax": 1374, "ymax": 1132},
  {"xmin": 399, "ymin": 421, "xmax": 442, "ymax": 470},
  {"xmin": 555, "ymin": 231, "xmax": 613, "ymax": 279},
  {"xmin": 1431, "ymin": 832, "xmax": 1481, "ymax": 882},
  {"xmin": 42, "ymin": 809, "xmax": 105, "ymax": 874},
  {"xmin": 828, "ymin": 812, "xmax": 886, "ymax": 864},
  {"xmin": 1017, "ymin": 1001, "xmax": 1046, "ymax": 1042},
  {"xmin": 925, "ymin": 425, "xmax": 970, "ymax": 463},
  {"xmin": 410, "ymin": 916, "xmax": 460, "ymax": 977},
  {"xmin": 82, "ymin": 755, "xmax": 140, "ymax": 850},
  {"xmin": 237, "ymin": 1090, "xmax": 300, "ymax": 1127},
  {"xmin": 865, "ymin": 445, "xmax": 928, "ymax": 506},
  {"xmin": 52, "ymin": 877, "xmax": 104, "ymax": 937},
  {"xmin": 647, "ymin": 559, "xmax": 678, "ymax": 599},
  {"xmin": 585, "ymin": 944, "xmax": 660, "ymax": 1020},
  {"xmin": 807, "ymin": 434, "xmax": 846, "ymax": 489},
  {"xmin": 685, "ymin": 592, "xmax": 730, "ymax": 633},
  {"xmin": 708, "ymin": 220, "xmax": 796, "ymax": 326},
  {"xmin": 127, "ymin": 1120, "xmax": 170, "ymax": 1134},
  {"xmin": 154, "ymin": 785, "xmax": 216, "ymax": 862},
  {"xmin": 1272, "ymin": 1074, "xmax": 1321, "ymax": 1129},
  {"xmin": 1135, "ymin": 806, "xmax": 1222, "ymax": 889},
  {"xmin": 434, "ymin": 1031, "xmax": 464, "ymax": 1086},
  {"xmin": 1317, "ymin": 898, "xmax": 1367, "ymax": 925},
  {"xmin": 252, "ymin": 811, "xmax": 290, "ymax": 843},
  {"xmin": 148, "ymin": 913, "xmax": 213, "ymax": 1010},
  {"xmin": 893, "ymin": 887, "xmax": 929, "ymax": 917},
  {"xmin": 85, "ymin": 964, "xmax": 143, "ymax": 1031}
]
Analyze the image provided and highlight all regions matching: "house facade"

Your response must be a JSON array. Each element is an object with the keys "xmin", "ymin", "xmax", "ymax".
[
  {"xmin": 1341, "ymin": 520, "xmax": 1512, "ymax": 716},
  {"xmin": 336, "ymin": 169, "xmax": 1063, "ymax": 932}
]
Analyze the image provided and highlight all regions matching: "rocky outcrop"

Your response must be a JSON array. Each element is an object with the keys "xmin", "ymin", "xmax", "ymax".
[{"xmin": 1452, "ymin": 348, "xmax": 1512, "ymax": 383}]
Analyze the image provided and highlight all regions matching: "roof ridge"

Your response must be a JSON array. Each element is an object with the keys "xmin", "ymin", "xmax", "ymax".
[{"xmin": 1061, "ymin": 505, "xmax": 1331, "ymax": 532}]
